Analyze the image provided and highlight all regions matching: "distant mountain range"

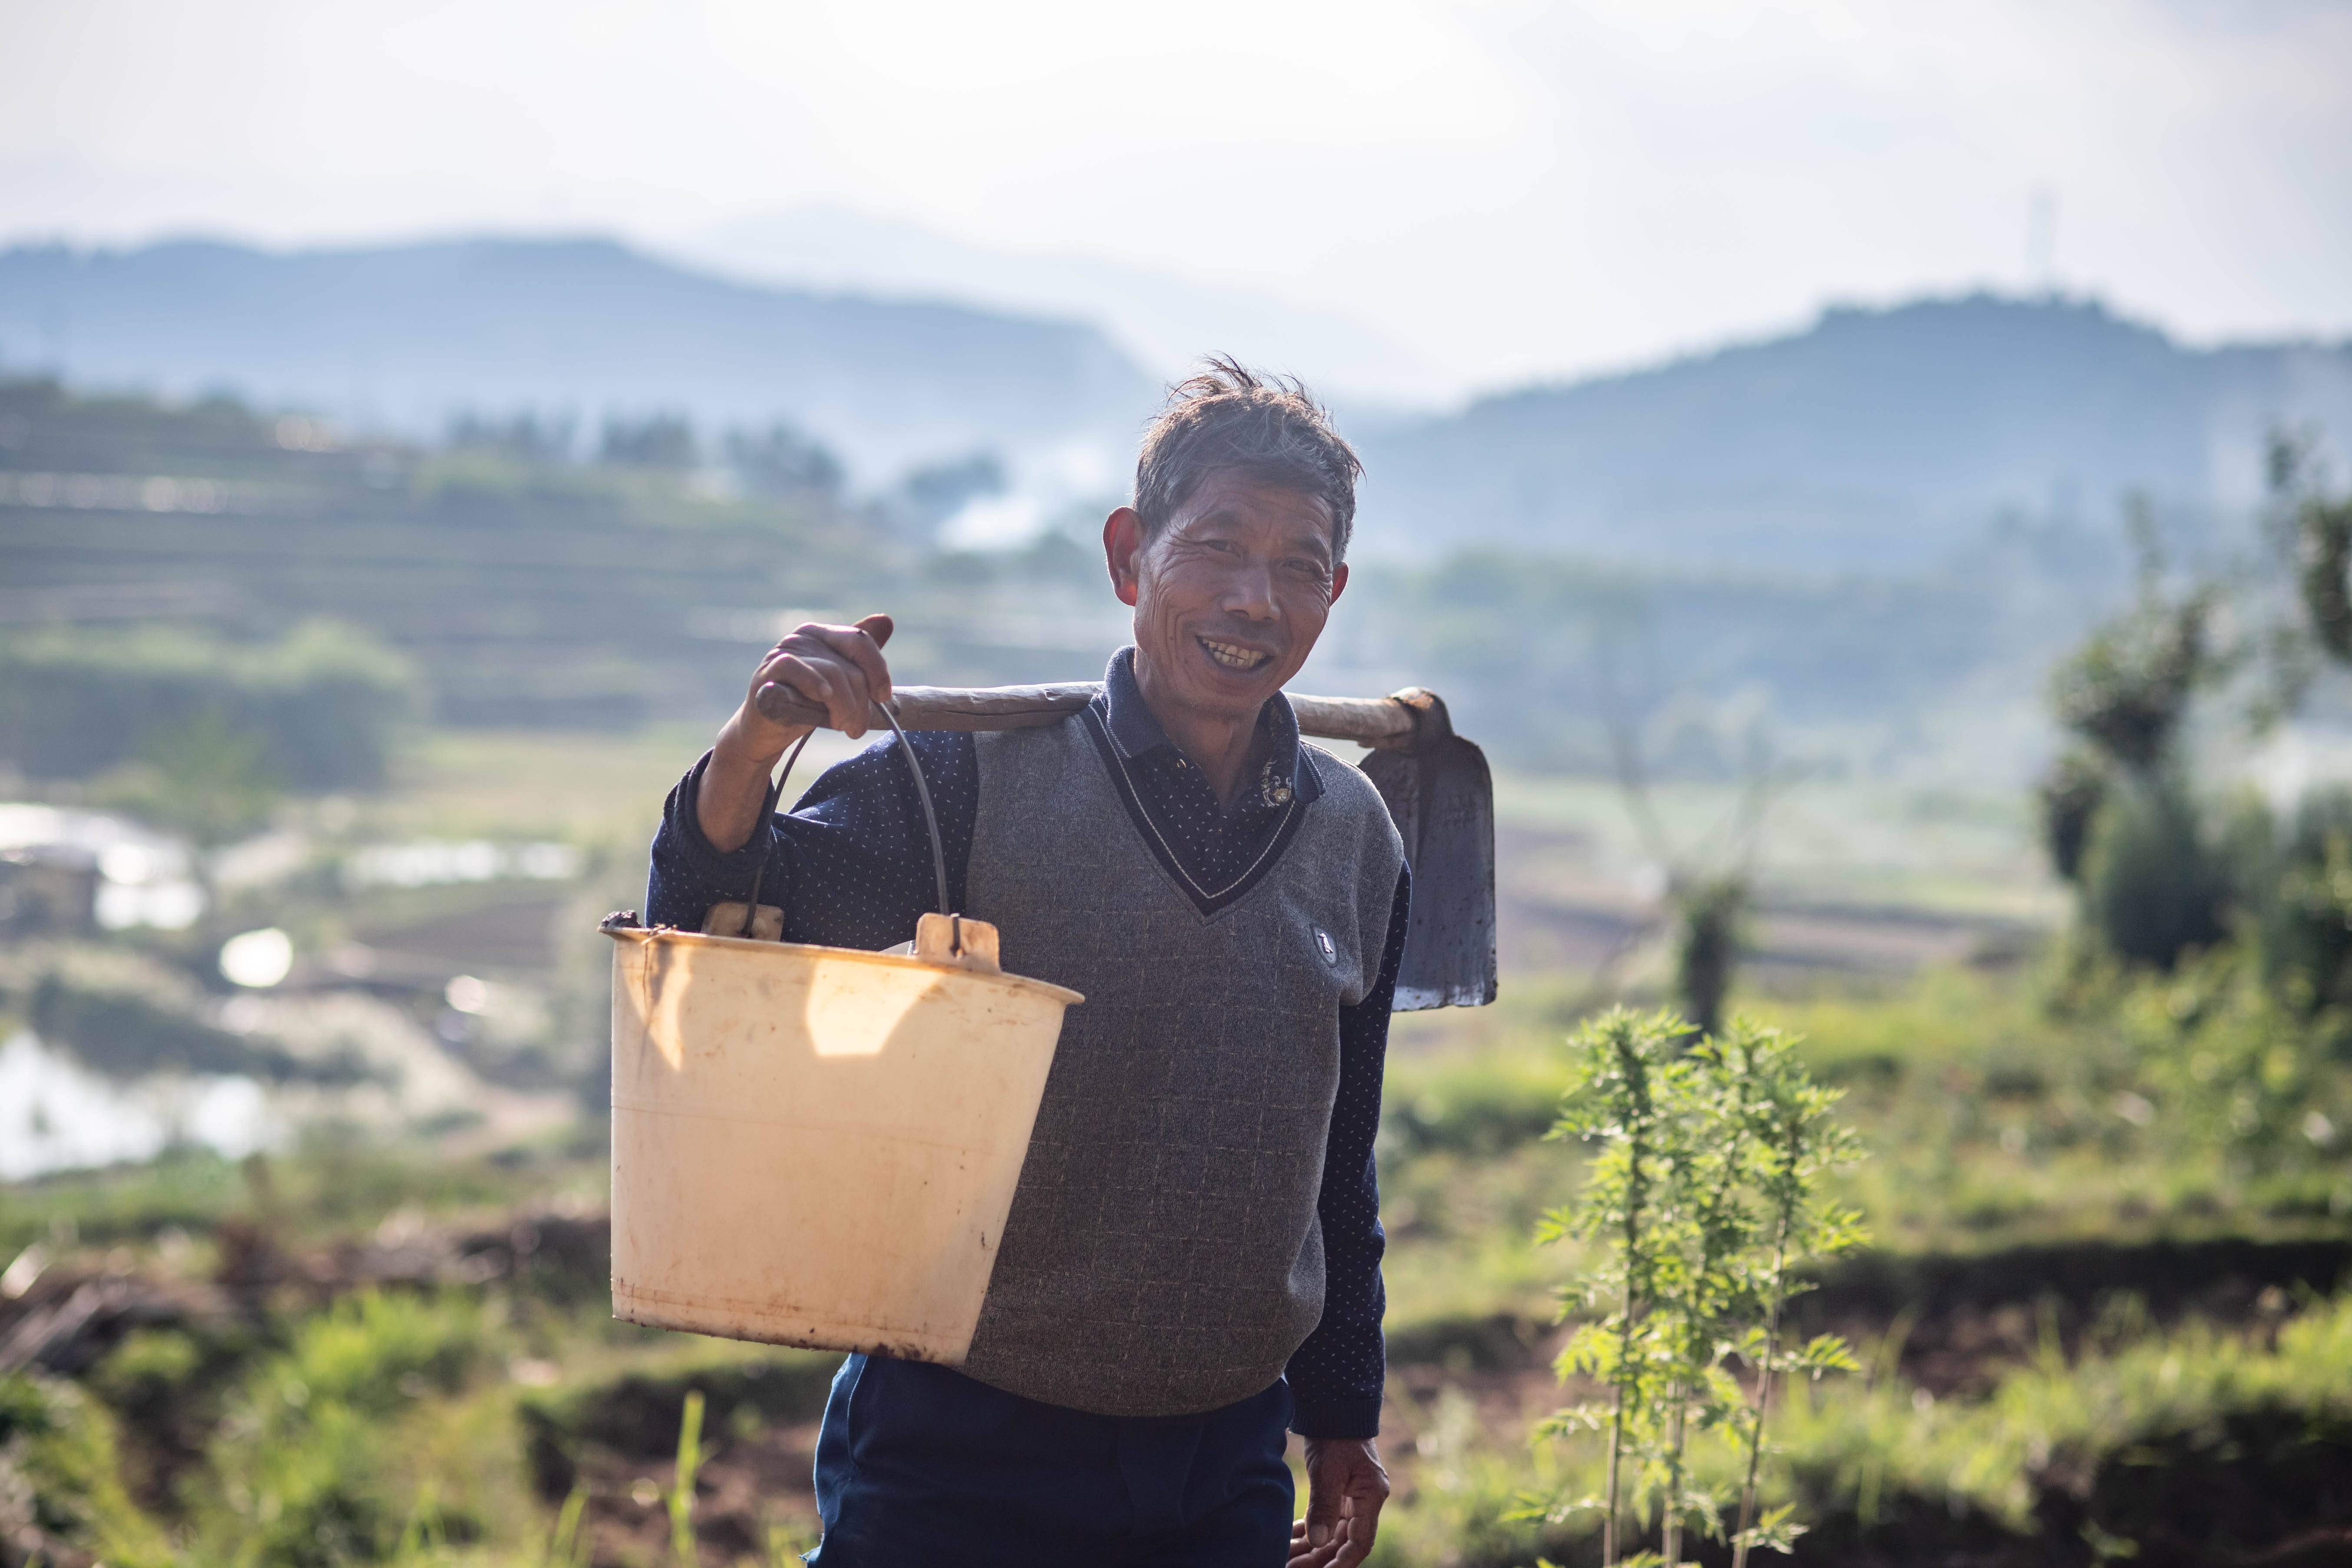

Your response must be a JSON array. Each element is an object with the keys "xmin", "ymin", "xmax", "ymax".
[
  {"xmin": 1356, "ymin": 295, "xmax": 2352, "ymax": 568},
  {"xmin": 4, "ymin": 235, "xmax": 2349, "ymax": 569},
  {"xmin": 676, "ymin": 205, "xmax": 1448, "ymax": 403},
  {"xmin": 0, "ymin": 236, "xmax": 1158, "ymax": 480}
]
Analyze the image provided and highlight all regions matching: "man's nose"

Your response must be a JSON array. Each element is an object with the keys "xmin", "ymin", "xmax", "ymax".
[{"xmin": 1221, "ymin": 560, "xmax": 1279, "ymax": 621}]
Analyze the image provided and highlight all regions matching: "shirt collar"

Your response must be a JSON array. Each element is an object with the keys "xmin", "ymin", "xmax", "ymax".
[{"xmin": 1099, "ymin": 646, "xmax": 1324, "ymax": 807}]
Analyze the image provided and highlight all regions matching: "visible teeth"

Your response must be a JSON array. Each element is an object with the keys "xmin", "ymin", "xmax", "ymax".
[{"xmin": 1201, "ymin": 638, "xmax": 1269, "ymax": 670}]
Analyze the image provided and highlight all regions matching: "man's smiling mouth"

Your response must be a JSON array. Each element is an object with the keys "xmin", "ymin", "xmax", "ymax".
[{"xmin": 1199, "ymin": 636, "xmax": 1272, "ymax": 671}]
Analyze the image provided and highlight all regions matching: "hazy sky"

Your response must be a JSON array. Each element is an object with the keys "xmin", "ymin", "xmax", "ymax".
[{"xmin": 2, "ymin": 0, "xmax": 2347, "ymax": 398}]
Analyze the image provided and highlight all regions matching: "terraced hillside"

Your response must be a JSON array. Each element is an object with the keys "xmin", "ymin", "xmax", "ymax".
[{"xmin": 0, "ymin": 378, "xmax": 1126, "ymax": 732}]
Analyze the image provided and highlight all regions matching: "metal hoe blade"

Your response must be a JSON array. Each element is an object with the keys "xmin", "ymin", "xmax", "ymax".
[{"xmin": 1356, "ymin": 691, "xmax": 1497, "ymax": 1010}]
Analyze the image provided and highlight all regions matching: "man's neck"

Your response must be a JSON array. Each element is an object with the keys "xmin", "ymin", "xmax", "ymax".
[{"xmin": 1132, "ymin": 651, "xmax": 1270, "ymax": 810}]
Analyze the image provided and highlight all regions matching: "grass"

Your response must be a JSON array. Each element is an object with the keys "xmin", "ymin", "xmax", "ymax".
[
  {"xmin": 0, "ymin": 1371, "xmax": 177, "ymax": 1568},
  {"xmin": 182, "ymin": 1291, "xmax": 508, "ymax": 1564},
  {"xmin": 371, "ymin": 726, "xmax": 878, "ymax": 852},
  {"xmin": 0, "ymin": 1285, "xmax": 837, "ymax": 1568},
  {"xmin": 1770, "ymin": 1290, "xmax": 2352, "ymax": 1557},
  {"xmin": 1357, "ymin": 950, "xmax": 2352, "ymax": 1563},
  {"xmin": 1485, "ymin": 769, "xmax": 2065, "ymax": 924},
  {"xmin": 10, "ymin": 952, "xmax": 2351, "ymax": 1567},
  {"xmin": 1383, "ymin": 959, "xmax": 2351, "ymax": 1295},
  {"xmin": 11, "ymin": 724, "xmax": 2352, "ymax": 1565},
  {"xmin": 1362, "ymin": 1291, "xmax": 2352, "ymax": 1568},
  {"xmin": 0, "ymin": 1132, "xmax": 605, "ymax": 1259}
]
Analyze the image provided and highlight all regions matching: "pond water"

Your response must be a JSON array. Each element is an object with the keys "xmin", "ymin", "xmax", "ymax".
[{"xmin": 0, "ymin": 1029, "xmax": 275, "ymax": 1180}]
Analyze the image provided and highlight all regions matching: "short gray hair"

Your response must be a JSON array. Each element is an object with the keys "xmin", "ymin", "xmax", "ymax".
[{"xmin": 1133, "ymin": 356, "xmax": 1363, "ymax": 564}]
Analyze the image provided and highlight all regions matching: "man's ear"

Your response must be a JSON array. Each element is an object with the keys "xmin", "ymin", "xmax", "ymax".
[
  {"xmin": 1104, "ymin": 506, "xmax": 1145, "ymax": 607},
  {"xmin": 1328, "ymin": 561, "xmax": 1349, "ymax": 608}
]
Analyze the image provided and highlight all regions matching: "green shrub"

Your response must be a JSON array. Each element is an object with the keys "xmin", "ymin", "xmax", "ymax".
[
  {"xmin": 2236, "ymin": 784, "xmax": 2352, "ymax": 1016},
  {"xmin": 2077, "ymin": 778, "xmax": 2229, "ymax": 970},
  {"xmin": 1436, "ymin": 1293, "xmax": 2352, "ymax": 1567},
  {"xmin": 0, "ymin": 619, "xmax": 420, "ymax": 791},
  {"xmin": 0, "ymin": 1373, "xmax": 175, "ymax": 1568},
  {"xmin": 185, "ymin": 1290, "xmax": 494, "ymax": 1566},
  {"xmin": 2104, "ymin": 949, "xmax": 2345, "ymax": 1178},
  {"xmin": 2036, "ymin": 749, "xmax": 2109, "ymax": 884}
]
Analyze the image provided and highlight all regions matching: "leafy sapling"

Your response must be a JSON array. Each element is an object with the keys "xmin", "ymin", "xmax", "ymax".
[
  {"xmin": 1530, "ymin": 1007, "xmax": 1694, "ymax": 1567},
  {"xmin": 1651, "ymin": 1028, "xmax": 1770, "ymax": 1567},
  {"xmin": 1729, "ymin": 1031, "xmax": 1865, "ymax": 1568},
  {"xmin": 1527, "ymin": 1013, "xmax": 1867, "ymax": 1568}
]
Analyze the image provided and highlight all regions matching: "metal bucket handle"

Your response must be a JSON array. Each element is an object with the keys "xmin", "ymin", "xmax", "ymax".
[
  {"xmin": 737, "ymin": 699, "xmax": 961, "ymax": 954},
  {"xmin": 871, "ymin": 699, "xmax": 952, "ymax": 921}
]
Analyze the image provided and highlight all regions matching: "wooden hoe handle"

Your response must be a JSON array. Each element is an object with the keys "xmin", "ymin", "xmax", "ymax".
[{"xmin": 754, "ymin": 681, "xmax": 1457, "ymax": 754}]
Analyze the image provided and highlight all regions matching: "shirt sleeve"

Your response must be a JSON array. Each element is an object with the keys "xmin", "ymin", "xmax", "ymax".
[
  {"xmin": 646, "ymin": 731, "xmax": 978, "ymax": 949},
  {"xmin": 1285, "ymin": 862, "xmax": 1411, "ymax": 1440}
]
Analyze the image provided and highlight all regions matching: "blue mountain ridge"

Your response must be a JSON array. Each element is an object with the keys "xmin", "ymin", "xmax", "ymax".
[
  {"xmin": 0, "ymin": 235, "xmax": 1158, "ymax": 476},
  {"xmin": 1354, "ymin": 295, "xmax": 2352, "ymax": 568}
]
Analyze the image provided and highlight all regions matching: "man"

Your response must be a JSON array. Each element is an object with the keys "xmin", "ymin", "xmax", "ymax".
[{"xmin": 646, "ymin": 361, "xmax": 1404, "ymax": 1567}]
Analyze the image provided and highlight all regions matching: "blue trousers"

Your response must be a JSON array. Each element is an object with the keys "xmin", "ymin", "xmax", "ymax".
[{"xmin": 808, "ymin": 1354, "xmax": 1296, "ymax": 1567}]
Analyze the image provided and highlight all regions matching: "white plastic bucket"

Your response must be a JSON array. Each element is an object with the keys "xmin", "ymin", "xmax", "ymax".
[{"xmin": 606, "ymin": 916, "xmax": 1080, "ymax": 1363}]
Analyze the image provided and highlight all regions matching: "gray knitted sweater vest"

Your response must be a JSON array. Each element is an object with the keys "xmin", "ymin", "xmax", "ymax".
[{"xmin": 953, "ymin": 710, "xmax": 1405, "ymax": 1418}]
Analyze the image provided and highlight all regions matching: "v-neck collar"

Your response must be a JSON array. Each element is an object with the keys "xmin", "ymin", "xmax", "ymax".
[
  {"xmin": 1081, "ymin": 648, "xmax": 1320, "ymax": 917},
  {"xmin": 1098, "ymin": 646, "xmax": 1326, "ymax": 810}
]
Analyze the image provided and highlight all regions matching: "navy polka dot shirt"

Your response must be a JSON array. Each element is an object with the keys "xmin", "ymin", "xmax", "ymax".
[{"xmin": 647, "ymin": 648, "xmax": 1407, "ymax": 1440}]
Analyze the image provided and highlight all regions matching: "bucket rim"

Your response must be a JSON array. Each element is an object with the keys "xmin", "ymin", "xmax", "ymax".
[{"xmin": 603, "ymin": 923, "xmax": 1084, "ymax": 1007}]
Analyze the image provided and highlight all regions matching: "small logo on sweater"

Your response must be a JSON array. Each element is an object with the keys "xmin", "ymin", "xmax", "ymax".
[{"xmin": 1313, "ymin": 926, "xmax": 1338, "ymax": 966}]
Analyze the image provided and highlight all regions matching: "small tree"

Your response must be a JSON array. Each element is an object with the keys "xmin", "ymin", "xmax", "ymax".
[
  {"xmin": 724, "ymin": 422, "xmax": 844, "ymax": 502},
  {"xmin": 1728, "ymin": 1029, "xmax": 1865, "ymax": 1568},
  {"xmin": 2038, "ymin": 504, "xmax": 2235, "ymax": 969},
  {"xmin": 2277, "ymin": 431, "xmax": 2352, "ymax": 668},
  {"xmin": 93, "ymin": 708, "xmax": 282, "ymax": 852},
  {"xmin": 1649, "ymin": 1030, "xmax": 1769, "ymax": 1567},
  {"xmin": 1672, "ymin": 879, "xmax": 1750, "ymax": 1043},
  {"xmin": 1536, "ymin": 1008, "xmax": 1690, "ymax": 1565},
  {"xmin": 1525, "ymin": 1012, "xmax": 1863, "ymax": 1567},
  {"xmin": 1595, "ymin": 643, "xmax": 1778, "ymax": 1034}
]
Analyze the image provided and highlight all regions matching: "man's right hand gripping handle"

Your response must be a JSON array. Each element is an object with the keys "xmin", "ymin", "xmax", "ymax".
[{"xmin": 697, "ymin": 613, "xmax": 896, "ymax": 853}]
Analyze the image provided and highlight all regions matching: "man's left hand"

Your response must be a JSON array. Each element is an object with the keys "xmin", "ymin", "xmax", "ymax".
[{"xmin": 1288, "ymin": 1437, "xmax": 1389, "ymax": 1568}]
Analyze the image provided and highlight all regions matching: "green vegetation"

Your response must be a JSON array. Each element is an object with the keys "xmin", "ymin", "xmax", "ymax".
[
  {"xmin": 1513, "ymin": 1013, "xmax": 1862, "ymax": 1567},
  {"xmin": 0, "ymin": 1370, "xmax": 176, "ymax": 1567},
  {"xmin": 7, "ymin": 668, "xmax": 2347, "ymax": 1568},
  {"xmin": 1, "ymin": 372, "xmax": 2127, "ymax": 783},
  {"xmin": 1356, "ymin": 900, "xmax": 2352, "ymax": 1563},
  {"xmin": 1360, "ymin": 1282, "xmax": 2352, "ymax": 1568},
  {"xmin": 1774, "ymin": 1293, "xmax": 2352, "ymax": 1556},
  {"xmin": 0, "ymin": 621, "xmax": 420, "ymax": 799}
]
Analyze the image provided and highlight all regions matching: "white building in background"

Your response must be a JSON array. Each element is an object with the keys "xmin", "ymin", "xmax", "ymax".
[{"xmin": 0, "ymin": 804, "xmax": 204, "ymax": 932}]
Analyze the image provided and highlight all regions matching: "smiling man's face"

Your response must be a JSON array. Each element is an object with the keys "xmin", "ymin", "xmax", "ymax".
[{"xmin": 1108, "ymin": 468, "xmax": 1349, "ymax": 731}]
